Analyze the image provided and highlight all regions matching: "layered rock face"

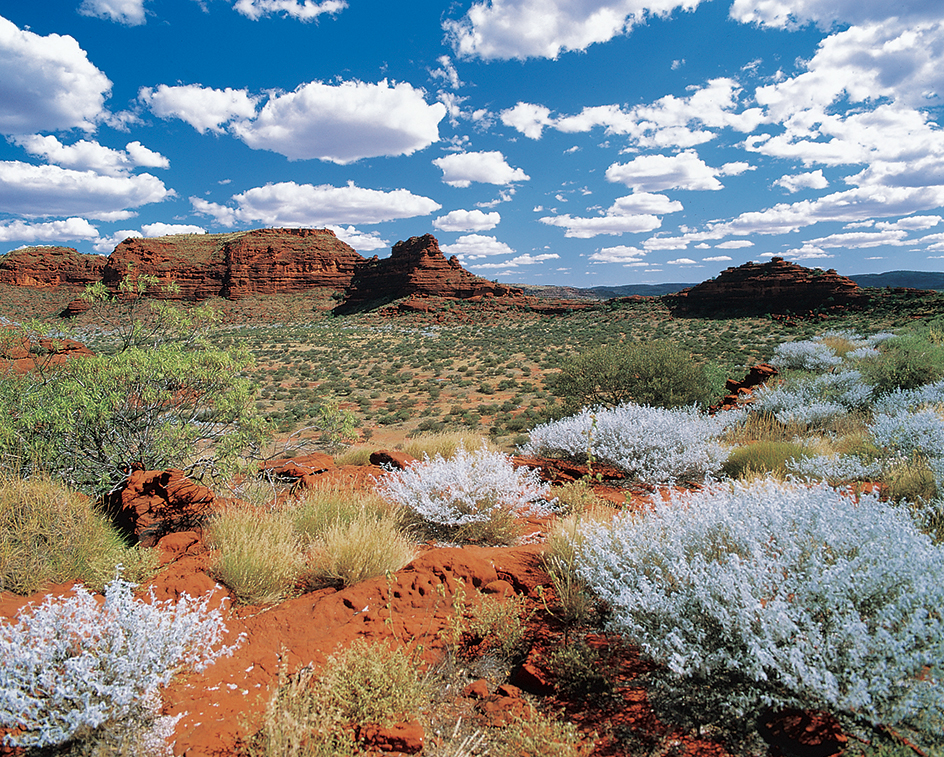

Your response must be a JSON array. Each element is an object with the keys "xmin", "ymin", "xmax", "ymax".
[
  {"xmin": 340, "ymin": 234, "xmax": 522, "ymax": 310},
  {"xmin": 672, "ymin": 257, "xmax": 867, "ymax": 314},
  {"xmin": 103, "ymin": 228, "xmax": 364, "ymax": 299},
  {"xmin": 0, "ymin": 246, "xmax": 105, "ymax": 290}
]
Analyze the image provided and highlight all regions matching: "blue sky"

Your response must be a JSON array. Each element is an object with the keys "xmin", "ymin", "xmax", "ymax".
[{"xmin": 2, "ymin": 0, "xmax": 944, "ymax": 286}]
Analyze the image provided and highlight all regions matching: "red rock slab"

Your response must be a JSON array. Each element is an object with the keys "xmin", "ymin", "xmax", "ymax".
[
  {"xmin": 369, "ymin": 449, "xmax": 418, "ymax": 470},
  {"xmin": 260, "ymin": 452, "xmax": 335, "ymax": 478}
]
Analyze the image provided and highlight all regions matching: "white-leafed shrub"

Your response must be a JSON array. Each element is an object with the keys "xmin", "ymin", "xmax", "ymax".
[
  {"xmin": 752, "ymin": 370, "xmax": 873, "ymax": 426},
  {"xmin": 522, "ymin": 403, "xmax": 734, "ymax": 484},
  {"xmin": 872, "ymin": 380, "xmax": 944, "ymax": 415},
  {"xmin": 575, "ymin": 479, "xmax": 944, "ymax": 728},
  {"xmin": 786, "ymin": 453, "xmax": 883, "ymax": 483},
  {"xmin": 869, "ymin": 408, "xmax": 944, "ymax": 459},
  {"xmin": 769, "ymin": 340, "xmax": 842, "ymax": 372},
  {"xmin": 0, "ymin": 577, "xmax": 239, "ymax": 751},
  {"xmin": 376, "ymin": 446, "xmax": 553, "ymax": 539}
]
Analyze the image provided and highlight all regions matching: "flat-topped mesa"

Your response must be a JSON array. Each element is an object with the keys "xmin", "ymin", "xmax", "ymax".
[
  {"xmin": 340, "ymin": 234, "xmax": 522, "ymax": 310},
  {"xmin": 0, "ymin": 246, "xmax": 106, "ymax": 290},
  {"xmin": 102, "ymin": 228, "xmax": 364, "ymax": 300},
  {"xmin": 670, "ymin": 257, "xmax": 868, "ymax": 314}
]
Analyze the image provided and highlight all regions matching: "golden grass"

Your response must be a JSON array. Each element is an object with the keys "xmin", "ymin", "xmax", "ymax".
[
  {"xmin": 207, "ymin": 506, "xmax": 304, "ymax": 605},
  {"xmin": 0, "ymin": 476, "xmax": 154, "ymax": 595},
  {"xmin": 302, "ymin": 510, "xmax": 415, "ymax": 589},
  {"xmin": 248, "ymin": 639, "xmax": 429, "ymax": 756},
  {"xmin": 402, "ymin": 432, "xmax": 497, "ymax": 461},
  {"xmin": 721, "ymin": 441, "xmax": 810, "ymax": 480}
]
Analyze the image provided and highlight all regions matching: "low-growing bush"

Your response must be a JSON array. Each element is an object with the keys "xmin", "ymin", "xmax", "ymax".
[
  {"xmin": 488, "ymin": 706, "xmax": 591, "ymax": 757},
  {"xmin": 769, "ymin": 339, "xmax": 842, "ymax": 372},
  {"xmin": 862, "ymin": 333, "xmax": 944, "ymax": 393},
  {"xmin": 402, "ymin": 431, "xmax": 496, "ymax": 461},
  {"xmin": 785, "ymin": 453, "xmax": 883, "ymax": 485},
  {"xmin": 249, "ymin": 639, "xmax": 428, "ymax": 756},
  {"xmin": 523, "ymin": 403, "xmax": 735, "ymax": 484},
  {"xmin": 547, "ymin": 639, "xmax": 613, "ymax": 698},
  {"xmin": 0, "ymin": 476, "xmax": 154, "ymax": 595},
  {"xmin": 0, "ymin": 577, "xmax": 238, "ymax": 752},
  {"xmin": 377, "ymin": 446, "xmax": 554, "ymax": 544},
  {"xmin": 721, "ymin": 440, "xmax": 810, "ymax": 480},
  {"xmin": 550, "ymin": 340, "xmax": 721, "ymax": 412},
  {"xmin": 302, "ymin": 509, "xmax": 414, "ymax": 589},
  {"xmin": 751, "ymin": 370, "xmax": 873, "ymax": 427},
  {"xmin": 575, "ymin": 479, "xmax": 944, "ymax": 731}
]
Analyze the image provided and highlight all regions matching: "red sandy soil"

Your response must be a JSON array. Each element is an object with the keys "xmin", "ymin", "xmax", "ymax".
[{"xmin": 0, "ymin": 464, "xmax": 846, "ymax": 757}]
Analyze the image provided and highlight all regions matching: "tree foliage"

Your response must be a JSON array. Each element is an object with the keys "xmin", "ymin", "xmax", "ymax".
[
  {"xmin": 549, "ymin": 340, "xmax": 722, "ymax": 412},
  {"xmin": 0, "ymin": 273, "xmax": 269, "ymax": 495}
]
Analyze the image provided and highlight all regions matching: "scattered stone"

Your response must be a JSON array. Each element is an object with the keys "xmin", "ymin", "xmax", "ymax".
[
  {"xmin": 369, "ymin": 449, "xmax": 418, "ymax": 470},
  {"xmin": 355, "ymin": 720, "xmax": 424, "ymax": 754}
]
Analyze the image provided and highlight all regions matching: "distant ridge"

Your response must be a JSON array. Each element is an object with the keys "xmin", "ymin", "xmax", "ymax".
[
  {"xmin": 848, "ymin": 271, "xmax": 944, "ymax": 291},
  {"xmin": 520, "ymin": 270, "xmax": 944, "ymax": 299}
]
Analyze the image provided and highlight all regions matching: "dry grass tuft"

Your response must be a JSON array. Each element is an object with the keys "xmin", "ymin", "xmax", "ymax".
[
  {"xmin": 207, "ymin": 506, "xmax": 304, "ymax": 605},
  {"xmin": 402, "ymin": 432, "xmax": 497, "ymax": 461},
  {"xmin": 0, "ymin": 476, "xmax": 154, "ymax": 595}
]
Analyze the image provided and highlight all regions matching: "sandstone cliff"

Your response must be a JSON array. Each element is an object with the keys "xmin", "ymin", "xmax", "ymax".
[
  {"xmin": 0, "ymin": 246, "xmax": 105, "ymax": 290},
  {"xmin": 669, "ymin": 257, "xmax": 868, "ymax": 314},
  {"xmin": 338, "ymin": 234, "xmax": 522, "ymax": 311},
  {"xmin": 102, "ymin": 228, "xmax": 364, "ymax": 299}
]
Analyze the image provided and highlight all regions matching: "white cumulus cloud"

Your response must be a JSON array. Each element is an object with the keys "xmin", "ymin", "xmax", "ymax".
[
  {"xmin": 446, "ymin": 0, "xmax": 706, "ymax": 61},
  {"xmin": 0, "ymin": 161, "xmax": 171, "ymax": 220},
  {"xmin": 233, "ymin": 79, "xmax": 446, "ymax": 163},
  {"xmin": 14, "ymin": 136, "xmax": 169, "ymax": 176},
  {"xmin": 79, "ymin": 0, "xmax": 147, "ymax": 25},
  {"xmin": 0, "ymin": 16, "xmax": 112, "ymax": 134},
  {"xmin": 540, "ymin": 192, "xmax": 682, "ymax": 239},
  {"xmin": 606, "ymin": 150, "xmax": 726, "ymax": 192},
  {"xmin": 729, "ymin": 0, "xmax": 943, "ymax": 30},
  {"xmin": 326, "ymin": 225, "xmax": 389, "ymax": 251},
  {"xmin": 190, "ymin": 181, "xmax": 441, "ymax": 227},
  {"xmin": 500, "ymin": 102, "xmax": 554, "ymax": 139},
  {"xmin": 140, "ymin": 84, "xmax": 260, "ymax": 135},
  {"xmin": 0, "ymin": 217, "xmax": 99, "ymax": 243},
  {"xmin": 433, "ymin": 151, "xmax": 529, "ymax": 187},
  {"xmin": 440, "ymin": 234, "xmax": 515, "ymax": 258},
  {"xmin": 233, "ymin": 0, "xmax": 347, "ymax": 21},
  {"xmin": 774, "ymin": 170, "xmax": 829, "ymax": 193},
  {"xmin": 471, "ymin": 253, "xmax": 559, "ymax": 269},
  {"xmin": 589, "ymin": 245, "xmax": 647, "ymax": 263},
  {"xmin": 433, "ymin": 209, "xmax": 501, "ymax": 232}
]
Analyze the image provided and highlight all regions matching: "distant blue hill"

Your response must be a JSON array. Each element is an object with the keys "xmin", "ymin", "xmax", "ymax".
[{"xmin": 847, "ymin": 271, "xmax": 944, "ymax": 291}]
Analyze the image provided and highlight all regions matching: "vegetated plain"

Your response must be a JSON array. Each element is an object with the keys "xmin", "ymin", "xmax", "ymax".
[
  {"xmin": 2, "ymin": 282, "xmax": 944, "ymax": 757},
  {"xmin": 68, "ymin": 287, "xmax": 939, "ymax": 450}
]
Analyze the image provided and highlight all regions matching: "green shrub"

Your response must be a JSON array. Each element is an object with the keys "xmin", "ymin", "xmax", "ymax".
[
  {"xmin": 863, "ymin": 333, "xmax": 944, "ymax": 393},
  {"xmin": 547, "ymin": 639, "xmax": 613, "ymax": 698},
  {"xmin": 0, "ymin": 341, "xmax": 268, "ymax": 497},
  {"xmin": 0, "ymin": 476, "xmax": 154, "ymax": 595},
  {"xmin": 721, "ymin": 440, "xmax": 810, "ymax": 479},
  {"xmin": 549, "ymin": 340, "xmax": 723, "ymax": 412}
]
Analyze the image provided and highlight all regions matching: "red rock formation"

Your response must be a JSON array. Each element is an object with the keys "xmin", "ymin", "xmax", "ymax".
[
  {"xmin": 102, "ymin": 228, "xmax": 363, "ymax": 300},
  {"xmin": 669, "ymin": 257, "xmax": 867, "ymax": 315},
  {"xmin": 0, "ymin": 332, "xmax": 94, "ymax": 374},
  {"xmin": 0, "ymin": 246, "xmax": 105, "ymax": 290},
  {"xmin": 339, "ymin": 234, "xmax": 522, "ymax": 311},
  {"xmin": 712, "ymin": 363, "xmax": 779, "ymax": 412},
  {"xmin": 105, "ymin": 468, "xmax": 225, "ymax": 548}
]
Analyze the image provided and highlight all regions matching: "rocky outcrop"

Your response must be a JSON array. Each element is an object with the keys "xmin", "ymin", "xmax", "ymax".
[
  {"xmin": 102, "ymin": 228, "xmax": 364, "ymax": 300},
  {"xmin": 105, "ymin": 468, "xmax": 224, "ymax": 548},
  {"xmin": 0, "ymin": 332, "xmax": 94, "ymax": 374},
  {"xmin": 338, "ymin": 234, "xmax": 522, "ymax": 311},
  {"xmin": 0, "ymin": 246, "xmax": 105, "ymax": 290},
  {"xmin": 669, "ymin": 257, "xmax": 868, "ymax": 315}
]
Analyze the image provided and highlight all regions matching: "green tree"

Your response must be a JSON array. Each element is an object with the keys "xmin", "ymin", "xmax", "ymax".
[
  {"xmin": 0, "ymin": 274, "xmax": 270, "ymax": 495},
  {"xmin": 549, "ymin": 340, "xmax": 722, "ymax": 412}
]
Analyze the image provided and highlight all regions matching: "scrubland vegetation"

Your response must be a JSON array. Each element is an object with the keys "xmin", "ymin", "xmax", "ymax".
[{"xmin": 1, "ymin": 284, "xmax": 944, "ymax": 755}]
